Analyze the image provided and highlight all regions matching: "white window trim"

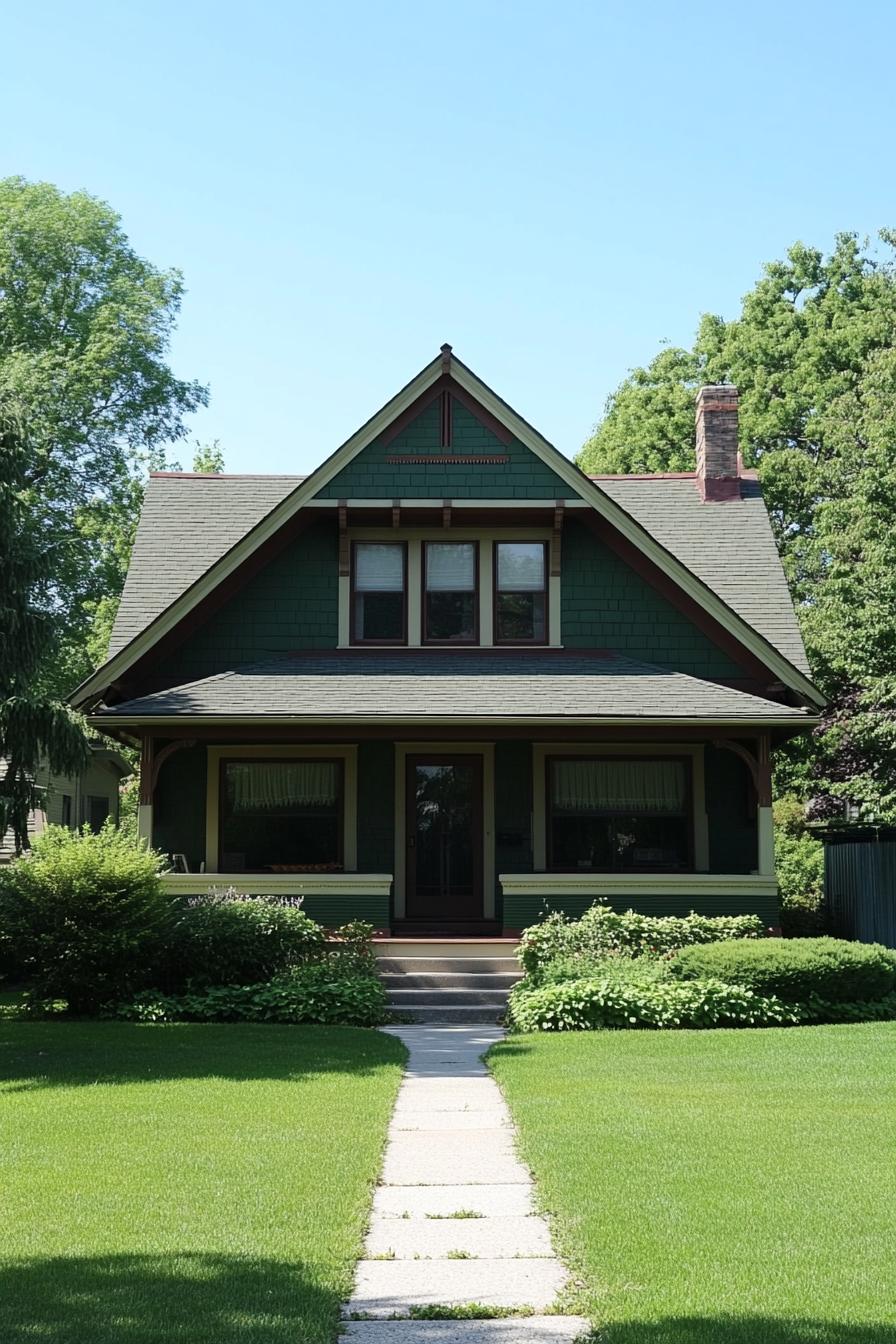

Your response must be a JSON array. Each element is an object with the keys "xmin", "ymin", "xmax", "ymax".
[
  {"xmin": 394, "ymin": 742, "xmax": 496, "ymax": 920},
  {"xmin": 205, "ymin": 744, "xmax": 358, "ymax": 873},
  {"xmin": 532, "ymin": 742, "xmax": 709, "ymax": 873},
  {"xmin": 340, "ymin": 528, "xmax": 560, "ymax": 649}
]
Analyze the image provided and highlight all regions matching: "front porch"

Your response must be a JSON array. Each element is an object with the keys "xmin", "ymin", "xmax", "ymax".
[{"xmin": 138, "ymin": 727, "xmax": 782, "ymax": 934}]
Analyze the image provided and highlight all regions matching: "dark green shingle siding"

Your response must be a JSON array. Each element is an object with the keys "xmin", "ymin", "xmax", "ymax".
[
  {"xmin": 163, "ymin": 519, "xmax": 338, "ymax": 684},
  {"xmin": 316, "ymin": 400, "xmax": 573, "ymax": 499},
  {"xmin": 561, "ymin": 520, "xmax": 741, "ymax": 678},
  {"xmin": 357, "ymin": 741, "xmax": 395, "ymax": 875}
]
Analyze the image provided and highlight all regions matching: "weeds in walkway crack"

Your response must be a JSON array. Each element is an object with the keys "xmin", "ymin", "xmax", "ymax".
[{"xmin": 426, "ymin": 1208, "xmax": 484, "ymax": 1219}]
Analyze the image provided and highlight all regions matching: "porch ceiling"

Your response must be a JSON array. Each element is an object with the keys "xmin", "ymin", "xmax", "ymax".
[{"xmin": 90, "ymin": 651, "xmax": 816, "ymax": 727}]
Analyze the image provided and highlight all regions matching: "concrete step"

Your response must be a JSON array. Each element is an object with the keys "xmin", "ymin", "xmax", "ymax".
[
  {"xmin": 377, "ymin": 957, "xmax": 522, "ymax": 975},
  {"xmin": 380, "ymin": 972, "xmax": 521, "ymax": 991},
  {"xmin": 342, "ymin": 1319, "xmax": 591, "ymax": 1343},
  {"xmin": 389, "ymin": 1004, "xmax": 507, "ymax": 1025},
  {"xmin": 389, "ymin": 983, "xmax": 515, "ymax": 1005},
  {"xmin": 375, "ymin": 939, "xmax": 519, "ymax": 961}
]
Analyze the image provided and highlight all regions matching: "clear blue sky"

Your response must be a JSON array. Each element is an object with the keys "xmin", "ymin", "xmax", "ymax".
[{"xmin": 4, "ymin": 0, "xmax": 895, "ymax": 472}]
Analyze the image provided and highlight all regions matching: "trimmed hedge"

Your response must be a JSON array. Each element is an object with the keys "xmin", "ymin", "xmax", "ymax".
[
  {"xmin": 507, "ymin": 975, "xmax": 799, "ymax": 1032},
  {"xmin": 670, "ymin": 936, "xmax": 896, "ymax": 1004},
  {"xmin": 114, "ymin": 963, "xmax": 387, "ymax": 1027},
  {"xmin": 518, "ymin": 904, "xmax": 765, "ymax": 980}
]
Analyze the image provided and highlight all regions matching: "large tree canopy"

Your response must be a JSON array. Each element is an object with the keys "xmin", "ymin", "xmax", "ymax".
[
  {"xmin": 0, "ymin": 412, "xmax": 89, "ymax": 849},
  {"xmin": 0, "ymin": 176, "xmax": 208, "ymax": 696},
  {"xmin": 578, "ymin": 231, "xmax": 896, "ymax": 821}
]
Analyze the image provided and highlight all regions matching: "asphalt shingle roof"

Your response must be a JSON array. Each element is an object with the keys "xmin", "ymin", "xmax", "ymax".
[
  {"xmin": 107, "ymin": 472, "xmax": 809, "ymax": 678},
  {"xmin": 96, "ymin": 651, "xmax": 812, "ymax": 722}
]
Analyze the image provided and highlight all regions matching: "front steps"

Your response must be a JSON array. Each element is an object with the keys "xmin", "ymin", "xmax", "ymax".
[{"xmin": 375, "ymin": 940, "xmax": 522, "ymax": 1024}]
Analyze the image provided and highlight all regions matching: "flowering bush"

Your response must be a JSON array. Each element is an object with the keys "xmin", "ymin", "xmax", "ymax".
[{"xmin": 518, "ymin": 904, "xmax": 766, "ymax": 980}]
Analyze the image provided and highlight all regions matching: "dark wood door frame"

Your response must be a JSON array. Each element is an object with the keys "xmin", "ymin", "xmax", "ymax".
[{"xmin": 404, "ymin": 753, "xmax": 484, "ymax": 921}]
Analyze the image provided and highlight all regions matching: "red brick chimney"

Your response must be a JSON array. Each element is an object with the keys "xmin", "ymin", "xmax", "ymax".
[{"xmin": 695, "ymin": 384, "xmax": 740, "ymax": 502}]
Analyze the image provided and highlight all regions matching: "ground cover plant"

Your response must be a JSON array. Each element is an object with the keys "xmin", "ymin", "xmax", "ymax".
[
  {"xmin": 490, "ymin": 1024, "xmax": 896, "ymax": 1344},
  {"xmin": 0, "ymin": 1009, "xmax": 405, "ymax": 1344}
]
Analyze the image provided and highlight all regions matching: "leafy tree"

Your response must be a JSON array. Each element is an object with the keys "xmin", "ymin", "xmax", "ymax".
[
  {"xmin": 192, "ymin": 439, "xmax": 224, "ymax": 473},
  {"xmin": 0, "ymin": 177, "xmax": 207, "ymax": 694},
  {"xmin": 578, "ymin": 231, "xmax": 896, "ymax": 821},
  {"xmin": 0, "ymin": 412, "xmax": 90, "ymax": 851}
]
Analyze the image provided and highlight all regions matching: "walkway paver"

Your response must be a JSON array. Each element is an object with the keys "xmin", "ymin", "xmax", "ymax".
[{"xmin": 342, "ymin": 1025, "xmax": 589, "ymax": 1342}]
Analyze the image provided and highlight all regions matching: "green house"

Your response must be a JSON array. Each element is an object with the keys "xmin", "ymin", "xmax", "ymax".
[{"xmin": 72, "ymin": 348, "xmax": 822, "ymax": 935}]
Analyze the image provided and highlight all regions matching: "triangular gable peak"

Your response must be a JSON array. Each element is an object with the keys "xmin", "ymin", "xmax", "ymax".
[{"xmin": 70, "ymin": 345, "xmax": 823, "ymax": 710}]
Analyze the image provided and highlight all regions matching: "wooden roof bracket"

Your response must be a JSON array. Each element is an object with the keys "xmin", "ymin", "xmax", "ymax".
[
  {"xmin": 443, "ymin": 499, "xmax": 452, "ymax": 529},
  {"xmin": 338, "ymin": 500, "xmax": 349, "ymax": 576},
  {"xmin": 551, "ymin": 500, "xmax": 565, "ymax": 577}
]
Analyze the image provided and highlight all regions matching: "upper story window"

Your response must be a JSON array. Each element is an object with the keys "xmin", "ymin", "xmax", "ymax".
[
  {"xmin": 424, "ymin": 542, "xmax": 478, "ymax": 644},
  {"xmin": 494, "ymin": 542, "xmax": 547, "ymax": 644},
  {"xmin": 352, "ymin": 542, "xmax": 407, "ymax": 644}
]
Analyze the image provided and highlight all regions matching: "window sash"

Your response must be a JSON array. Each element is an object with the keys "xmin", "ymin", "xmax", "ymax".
[
  {"xmin": 354, "ymin": 543, "xmax": 405, "ymax": 592},
  {"xmin": 425, "ymin": 542, "xmax": 476, "ymax": 592},
  {"xmin": 496, "ymin": 542, "xmax": 546, "ymax": 592}
]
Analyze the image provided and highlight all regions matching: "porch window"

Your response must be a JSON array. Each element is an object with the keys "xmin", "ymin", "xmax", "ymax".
[
  {"xmin": 547, "ymin": 756, "xmax": 691, "ymax": 871},
  {"xmin": 424, "ymin": 542, "xmax": 478, "ymax": 643},
  {"xmin": 494, "ymin": 542, "xmax": 547, "ymax": 644},
  {"xmin": 220, "ymin": 759, "xmax": 343, "ymax": 872},
  {"xmin": 352, "ymin": 542, "xmax": 406, "ymax": 643}
]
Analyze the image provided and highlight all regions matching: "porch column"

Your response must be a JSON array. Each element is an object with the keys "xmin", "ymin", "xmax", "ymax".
[
  {"xmin": 757, "ymin": 733, "xmax": 774, "ymax": 877},
  {"xmin": 138, "ymin": 735, "xmax": 154, "ymax": 843}
]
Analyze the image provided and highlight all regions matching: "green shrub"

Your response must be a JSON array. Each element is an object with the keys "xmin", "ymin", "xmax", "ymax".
[
  {"xmin": 539, "ymin": 950, "xmax": 672, "ymax": 988},
  {"xmin": 161, "ymin": 890, "xmax": 326, "ymax": 989},
  {"xmin": 114, "ymin": 962, "xmax": 386, "ymax": 1026},
  {"xmin": 507, "ymin": 974, "xmax": 799, "ymax": 1032},
  {"xmin": 0, "ymin": 824, "xmax": 172, "ymax": 1013},
  {"xmin": 518, "ymin": 904, "xmax": 765, "ymax": 980},
  {"xmin": 670, "ymin": 936, "xmax": 896, "ymax": 1004}
]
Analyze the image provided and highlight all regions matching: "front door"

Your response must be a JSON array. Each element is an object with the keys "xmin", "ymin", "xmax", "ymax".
[{"xmin": 405, "ymin": 755, "xmax": 483, "ymax": 920}]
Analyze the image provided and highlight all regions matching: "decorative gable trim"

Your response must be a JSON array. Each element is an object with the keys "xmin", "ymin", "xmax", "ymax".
[{"xmin": 70, "ymin": 347, "xmax": 823, "ymax": 711}]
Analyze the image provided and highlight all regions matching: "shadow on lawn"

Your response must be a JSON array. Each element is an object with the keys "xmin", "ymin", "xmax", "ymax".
[
  {"xmin": 0, "ymin": 1019, "xmax": 406, "ymax": 1092},
  {"xmin": 603, "ymin": 1317, "xmax": 896, "ymax": 1344},
  {"xmin": 0, "ymin": 1252, "xmax": 337, "ymax": 1344}
]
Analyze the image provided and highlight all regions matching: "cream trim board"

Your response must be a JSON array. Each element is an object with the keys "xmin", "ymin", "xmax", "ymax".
[
  {"xmin": 72, "ymin": 350, "xmax": 822, "ymax": 712},
  {"xmin": 532, "ymin": 742, "xmax": 709, "ymax": 872},
  {"xmin": 204, "ymin": 744, "xmax": 358, "ymax": 873},
  {"xmin": 340, "ymin": 530, "xmax": 557, "ymax": 650},
  {"xmin": 394, "ymin": 742, "xmax": 495, "ymax": 920},
  {"xmin": 499, "ymin": 872, "xmax": 777, "ymax": 899},
  {"xmin": 162, "ymin": 871, "xmax": 392, "ymax": 898}
]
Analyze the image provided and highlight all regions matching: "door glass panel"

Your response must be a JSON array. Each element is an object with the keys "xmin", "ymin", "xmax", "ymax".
[{"xmin": 413, "ymin": 762, "xmax": 475, "ymax": 906}]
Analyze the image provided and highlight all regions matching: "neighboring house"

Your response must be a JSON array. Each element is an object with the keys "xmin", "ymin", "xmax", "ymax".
[
  {"xmin": 72, "ymin": 348, "xmax": 822, "ymax": 934},
  {"xmin": 0, "ymin": 745, "xmax": 132, "ymax": 862}
]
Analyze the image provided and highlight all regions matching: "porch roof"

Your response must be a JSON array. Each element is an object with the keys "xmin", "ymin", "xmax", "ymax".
[{"xmin": 91, "ymin": 651, "xmax": 816, "ymax": 727}]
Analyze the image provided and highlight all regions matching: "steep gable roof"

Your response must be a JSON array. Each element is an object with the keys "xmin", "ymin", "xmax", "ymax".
[{"xmin": 74, "ymin": 347, "xmax": 822, "ymax": 709}]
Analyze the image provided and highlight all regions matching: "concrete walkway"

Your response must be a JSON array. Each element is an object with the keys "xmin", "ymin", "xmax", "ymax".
[{"xmin": 342, "ymin": 1026, "xmax": 589, "ymax": 1344}]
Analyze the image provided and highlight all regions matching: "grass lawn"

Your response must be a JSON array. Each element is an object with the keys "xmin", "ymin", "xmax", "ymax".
[
  {"xmin": 0, "ymin": 1013, "xmax": 405, "ymax": 1344},
  {"xmin": 490, "ymin": 1024, "xmax": 896, "ymax": 1344}
]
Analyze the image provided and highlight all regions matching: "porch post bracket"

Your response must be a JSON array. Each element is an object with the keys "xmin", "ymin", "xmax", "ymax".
[
  {"xmin": 712, "ymin": 736, "xmax": 772, "ymax": 806},
  {"xmin": 150, "ymin": 739, "xmax": 198, "ymax": 795},
  {"xmin": 551, "ymin": 500, "xmax": 565, "ymax": 577},
  {"xmin": 138, "ymin": 735, "xmax": 155, "ymax": 805}
]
